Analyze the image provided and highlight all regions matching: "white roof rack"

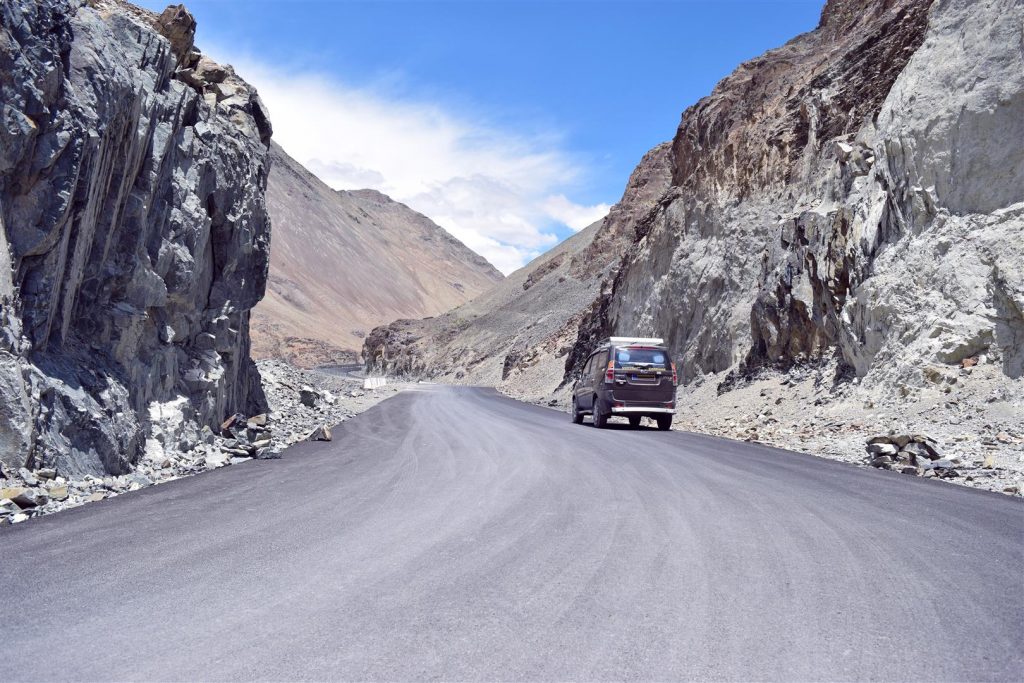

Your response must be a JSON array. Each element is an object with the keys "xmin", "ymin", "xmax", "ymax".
[{"xmin": 608, "ymin": 336, "xmax": 664, "ymax": 346}]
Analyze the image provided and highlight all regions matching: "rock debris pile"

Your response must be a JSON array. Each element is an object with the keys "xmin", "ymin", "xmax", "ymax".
[{"xmin": 0, "ymin": 360, "xmax": 400, "ymax": 525}]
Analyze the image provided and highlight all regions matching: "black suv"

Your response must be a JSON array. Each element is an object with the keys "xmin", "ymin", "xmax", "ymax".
[{"xmin": 571, "ymin": 337, "xmax": 677, "ymax": 430}]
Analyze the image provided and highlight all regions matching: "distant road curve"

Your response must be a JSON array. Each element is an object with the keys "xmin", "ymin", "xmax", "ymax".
[{"xmin": 2, "ymin": 386, "xmax": 1022, "ymax": 681}]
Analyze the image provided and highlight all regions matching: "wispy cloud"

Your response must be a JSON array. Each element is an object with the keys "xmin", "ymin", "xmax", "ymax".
[{"xmin": 218, "ymin": 56, "xmax": 609, "ymax": 274}]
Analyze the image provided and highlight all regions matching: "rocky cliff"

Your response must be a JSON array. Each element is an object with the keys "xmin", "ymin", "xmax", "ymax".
[
  {"xmin": 0, "ymin": 0, "xmax": 273, "ymax": 476},
  {"xmin": 571, "ymin": 0, "xmax": 1023, "ymax": 387},
  {"xmin": 365, "ymin": 0, "xmax": 1024, "ymax": 489},
  {"xmin": 252, "ymin": 143, "xmax": 503, "ymax": 369}
]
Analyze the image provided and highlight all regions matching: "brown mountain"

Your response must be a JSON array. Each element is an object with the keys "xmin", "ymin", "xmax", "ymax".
[{"xmin": 252, "ymin": 143, "xmax": 503, "ymax": 367}]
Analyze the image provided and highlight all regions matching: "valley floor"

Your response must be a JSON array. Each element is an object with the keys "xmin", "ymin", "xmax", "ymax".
[{"xmin": 3, "ymin": 386, "xmax": 1021, "ymax": 681}]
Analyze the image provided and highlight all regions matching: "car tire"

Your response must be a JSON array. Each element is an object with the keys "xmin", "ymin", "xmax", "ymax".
[
  {"xmin": 592, "ymin": 398, "xmax": 608, "ymax": 429},
  {"xmin": 628, "ymin": 416, "xmax": 641, "ymax": 429},
  {"xmin": 571, "ymin": 397, "xmax": 583, "ymax": 424},
  {"xmin": 656, "ymin": 415, "xmax": 672, "ymax": 431}
]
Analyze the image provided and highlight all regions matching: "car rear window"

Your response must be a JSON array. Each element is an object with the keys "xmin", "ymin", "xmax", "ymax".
[{"xmin": 614, "ymin": 347, "xmax": 668, "ymax": 368}]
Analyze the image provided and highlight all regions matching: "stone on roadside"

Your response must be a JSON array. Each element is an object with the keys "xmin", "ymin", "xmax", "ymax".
[
  {"xmin": 200, "ymin": 425, "xmax": 217, "ymax": 444},
  {"xmin": 205, "ymin": 452, "xmax": 230, "ymax": 468},
  {"xmin": 11, "ymin": 488, "xmax": 48, "ymax": 508},
  {"xmin": 49, "ymin": 485, "xmax": 69, "ymax": 502},
  {"xmin": 299, "ymin": 386, "xmax": 321, "ymax": 407},
  {"xmin": 307, "ymin": 425, "xmax": 332, "ymax": 442},
  {"xmin": 219, "ymin": 414, "xmax": 244, "ymax": 437},
  {"xmin": 867, "ymin": 442, "xmax": 898, "ymax": 456},
  {"xmin": 254, "ymin": 448, "xmax": 282, "ymax": 460},
  {"xmin": 128, "ymin": 473, "xmax": 153, "ymax": 488},
  {"xmin": 18, "ymin": 468, "xmax": 39, "ymax": 486},
  {"xmin": 36, "ymin": 468, "xmax": 57, "ymax": 480}
]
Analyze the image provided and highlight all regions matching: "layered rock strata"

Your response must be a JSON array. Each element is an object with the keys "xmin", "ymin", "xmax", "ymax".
[{"xmin": 0, "ymin": 0, "xmax": 273, "ymax": 476}]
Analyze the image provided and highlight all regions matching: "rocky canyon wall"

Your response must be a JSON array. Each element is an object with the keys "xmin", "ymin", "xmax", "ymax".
[
  {"xmin": 363, "ymin": 0, "xmax": 1022, "ymax": 470},
  {"xmin": 0, "ymin": 0, "xmax": 273, "ymax": 476},
  {"xmin": 570, "ymin": 0, "xmax": 1023, "ymax": 400}
]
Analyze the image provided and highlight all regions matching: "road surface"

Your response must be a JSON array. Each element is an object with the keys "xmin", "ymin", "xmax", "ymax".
[{"xmin": 2, "ymin": 387, "xmax": 1022, "ymax": 681}]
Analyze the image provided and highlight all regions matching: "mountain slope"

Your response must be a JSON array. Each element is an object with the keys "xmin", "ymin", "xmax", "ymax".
[
  {"xmin": 252, "ymin": 144, "xmax": 503, "ymax": 367},
  {"xmin": 364, "ymin": 143, "xmax": 671, "ymax": 401}
]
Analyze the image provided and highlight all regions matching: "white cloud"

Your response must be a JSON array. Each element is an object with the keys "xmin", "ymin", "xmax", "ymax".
[
  {"xmin": 218, "ymin": 56, "xmax": 610, "ymax": 274},
  {"xmin": 542, "ymin": 194, "xmax": 612, "ymax": 232}
]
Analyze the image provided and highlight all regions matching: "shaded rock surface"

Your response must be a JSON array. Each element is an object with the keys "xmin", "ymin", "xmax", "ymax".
[
  {"xmin": 364, "ymin": 0, "xmax": 1023, "ymax": 493},
  {"xmin": 0, "ymin": 0, "xmax": 272, "ymax": 476},
  {"xmin": 252, "ymin": 143, "xmax": 504, "ymax": 369}
]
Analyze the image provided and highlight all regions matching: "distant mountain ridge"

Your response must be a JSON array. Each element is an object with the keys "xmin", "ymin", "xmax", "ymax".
[{"xmin": 252, "ymin": 143, "xmax": 503, "ymax": 367}]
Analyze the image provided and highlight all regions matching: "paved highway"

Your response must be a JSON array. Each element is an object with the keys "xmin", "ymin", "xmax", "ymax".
[{"xmin": 2, "ymin": 387, "xmax": 1022, "ymax": 681}]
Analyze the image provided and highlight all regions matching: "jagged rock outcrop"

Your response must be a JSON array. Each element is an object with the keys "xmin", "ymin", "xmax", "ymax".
[
  {"xmin": 252, "ymin": 143, "xmax": 503, "ymax": 369},
  {"xmin": 0, "ymin": 0, "xmax": 273, "ymax": 476}
]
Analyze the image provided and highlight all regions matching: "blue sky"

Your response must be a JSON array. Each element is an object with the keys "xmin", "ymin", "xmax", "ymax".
[{"xmin": 138, "ymin": 0, "xmax": 822, "ymax": 272}]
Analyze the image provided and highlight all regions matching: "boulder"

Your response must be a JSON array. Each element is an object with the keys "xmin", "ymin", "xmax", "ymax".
[
  {"xmin": 10, "ymin": 488, "xmax": 48, "ymax": 509},
  {"xmin": 867, "ymin": 442, "xmax": 898, "ymax": 456},
  {"xmin": 155, "ymin": 4, "xmax": 197, "ymax": 65},
  {"xmin": 904, "ymin": 441, "xmax": 940, "ymax": 461},
  {"xmin": 299, "ymin": 387, "xmax": 322, "ymax": 408},
  {"xmin": 307, "ymin": 426, "xmax": 332, "ymax": 442}
]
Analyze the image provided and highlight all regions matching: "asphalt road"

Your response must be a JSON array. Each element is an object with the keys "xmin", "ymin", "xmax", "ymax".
[{"xmin": 3, "ymin": 387, "xmax": 1022, "ymax": 681}]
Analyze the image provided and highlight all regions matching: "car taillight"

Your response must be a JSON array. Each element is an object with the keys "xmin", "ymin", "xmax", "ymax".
[
  {"xmin": 605, "ymin": 360, "xmax": 615, "ymax": 383},
  {"xmin": 671, "ymin": 361, "xmax": 678, "ymax": 386}
]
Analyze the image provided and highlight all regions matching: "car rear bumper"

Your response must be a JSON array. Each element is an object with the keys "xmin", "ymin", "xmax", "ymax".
[{"xmin": 610, "ymin": 406, "xmax": 675, "ymax": 415}]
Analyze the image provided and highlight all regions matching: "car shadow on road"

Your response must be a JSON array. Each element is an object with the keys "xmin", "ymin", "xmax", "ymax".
[{"xmin": 577, "ymin": 419, "xmax": 662, "ymax": 432}]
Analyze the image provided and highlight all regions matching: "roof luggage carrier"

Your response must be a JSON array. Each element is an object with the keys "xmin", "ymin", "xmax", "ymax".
[{"xmin": 604, "ymin": 336, "xmax": 664, "ymax": 347}]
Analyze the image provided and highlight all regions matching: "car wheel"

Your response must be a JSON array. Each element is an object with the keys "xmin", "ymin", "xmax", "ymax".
[
  {"xmin": 656, "ymin": 415, "xmax": 672, "ymax": 431},
  {"xmin": 571, "ymin": 397, "xmax": 583, "ymax": 424},
  {"xmin": 628, "ymin": 416, "xmax": 641, "ymax": 429},
  {"xmin": 592, "ymin": 398, "xmax": 608, "ymax": 429}
]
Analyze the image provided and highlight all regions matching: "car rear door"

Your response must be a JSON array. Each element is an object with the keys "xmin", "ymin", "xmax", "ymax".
[{"xmin": 611, "ymin": 346, "xmax": 675, "ymax": 404}]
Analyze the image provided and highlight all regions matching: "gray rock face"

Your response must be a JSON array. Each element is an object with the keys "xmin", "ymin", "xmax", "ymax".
[
  {"xmin": 570, "ymin": 0, "xmax": 1023, "ymax": 399},
  {"xmin": 0, "ymin": 0, "xmax": 272, "ymax": 476}
]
